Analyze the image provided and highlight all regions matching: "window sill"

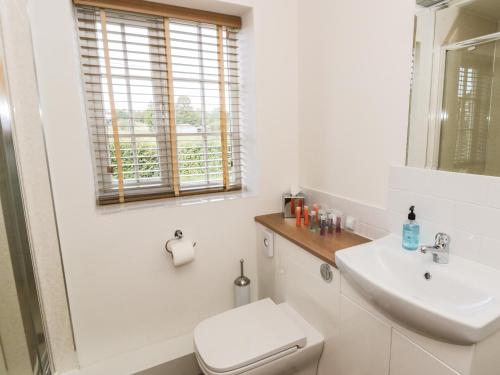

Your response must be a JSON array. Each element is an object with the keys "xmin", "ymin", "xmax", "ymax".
[{"xmin": 96, "ymin": 188, "xmax": 257, "ymax": 215}]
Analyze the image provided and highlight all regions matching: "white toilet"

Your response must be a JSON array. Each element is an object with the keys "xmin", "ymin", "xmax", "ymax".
[{"xmin": 194, "ymin": 298, "xmax": 324, "ymax": 375}]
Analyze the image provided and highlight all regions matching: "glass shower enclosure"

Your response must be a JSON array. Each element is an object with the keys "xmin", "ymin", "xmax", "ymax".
[
  {"xmin": 438, "ymin": 34, "xmax": 500, "ymax": 176},
  {"xmin": 0, "ymin": 27, "xmax": 51, "ymax": 375}
]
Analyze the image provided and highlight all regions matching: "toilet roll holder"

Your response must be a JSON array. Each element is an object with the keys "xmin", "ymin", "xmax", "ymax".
[{"xmin": 165, "ymin": 230, "xmax": 197, "ymax": 256}]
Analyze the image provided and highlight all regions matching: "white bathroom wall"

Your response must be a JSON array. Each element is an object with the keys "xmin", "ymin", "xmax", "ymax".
[
  {"xmin": 388, "ymin": 166, "xmax": 500, "ymax": 271},
  {"xmin": 298, "ymin": 0, "xmax": 414, "ymax": 208},
  {"xmin": 27, "ymin": 0, "xmax": 299, "ymax": 370}
]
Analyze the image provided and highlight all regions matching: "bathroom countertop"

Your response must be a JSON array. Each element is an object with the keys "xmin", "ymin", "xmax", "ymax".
[{"xmin": 255, "ymin": 213, "xmax": 370, "ymax": 268}]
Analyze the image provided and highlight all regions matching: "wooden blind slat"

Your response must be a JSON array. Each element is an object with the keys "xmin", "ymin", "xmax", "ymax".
[
  {"xmin": 164, "ymin": 18, "xmax": 180, "ymax": 197},
  {"xmin": 99, "ymin": 9, "xmax": 125, "ymax": 203},
  {"xmin": 76, "ymin": 5, "xmax": 242, "ymax": 205},
  {"xmin": 217, "ymin": 25, "xmax": 230, "ymax": 191},
  {"xmin": 74, "ymin": 0, "xmax": 242, "ymax": 28}
]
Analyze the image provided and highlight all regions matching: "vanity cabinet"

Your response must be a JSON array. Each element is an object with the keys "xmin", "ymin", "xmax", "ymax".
[
  {"xmin": 256, "ymin": 225, "xmax": 485, "ymax": 375},
  {"xmin": 257, "ymin": 229, "xmax": 392, "ymax": 375},
  {"xmin": 331, "ymin": 295, "xmax": 391, "ymax": 375},
  {"xmin": 390, "ymin": 331, "xmax": 459, "ymax": 375},
  {"xmin": 333, "ymin": 294, "xmax": 460, "ymax": 375}
]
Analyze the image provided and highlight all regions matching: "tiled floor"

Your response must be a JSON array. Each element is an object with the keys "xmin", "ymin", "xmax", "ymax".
[{"xmin": 133, "ymin": 354, "xmax": 201, "ymax": 375}]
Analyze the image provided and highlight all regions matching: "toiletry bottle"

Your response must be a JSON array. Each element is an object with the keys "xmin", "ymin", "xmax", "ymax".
[
  {"xmin": 295, "ymin": 206, "xmax": 302, "ymax": 227},
  {"xmin": 312, "ymin": 204, "xmax": 319, "ymax": 225},
  {"xmin": 317, "ymin": 209, "xmax": 325, "ymax": 219},
  {"xmin": 335, "ymin": 211, "xmax": 342, "ymax": 233},
  {"xmin": 319, "ymin": 211, "xmax": 327, "ymax": 236},
  {"xmin": 303, "ymin": 206, "xmax": 309, "ymax": 226},
  {"xmin": 309, "ymin": 211, "xmax": 317, "ymax": 232},
  {"xmin": 327, "ymin": 211, "xmax": 334, "ymax": 235},
  {"xmin": 402, "ymin": 206, "xmax": 420, "ymax": 251}
]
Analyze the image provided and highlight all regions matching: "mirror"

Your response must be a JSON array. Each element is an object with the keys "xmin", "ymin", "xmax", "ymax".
[{"xmin": 407, "ymin": 0, "xmax": 500, "ymax": 176}]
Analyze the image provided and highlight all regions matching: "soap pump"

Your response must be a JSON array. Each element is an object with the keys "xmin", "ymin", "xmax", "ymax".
[
  {"xmin": 402, "ymin": 206, "xmax": 420, "ymax": 251},
  {"xmin": 234, "ymin": 259, "xmax": 250, "ymax": 307}
]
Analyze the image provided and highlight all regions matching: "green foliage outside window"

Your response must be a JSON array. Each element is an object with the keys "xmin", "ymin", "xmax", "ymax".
[{"xmin": 108, "ymin": 96, "xmax": 227, "ymax": 185}]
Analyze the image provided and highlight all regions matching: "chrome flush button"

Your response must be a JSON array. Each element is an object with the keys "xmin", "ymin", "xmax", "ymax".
[
  {"xmin": 320, "ymin": 263, "xmax": 333, "ymax": 283},
  {"xmin": 260, "ymin": 228, "xmax": 274, "ymax": 258}
]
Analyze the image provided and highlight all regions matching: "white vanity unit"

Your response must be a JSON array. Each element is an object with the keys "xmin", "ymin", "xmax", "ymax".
[{"xmin": 256, "ymin": 220, "xmax": 500, "ymax": 375}]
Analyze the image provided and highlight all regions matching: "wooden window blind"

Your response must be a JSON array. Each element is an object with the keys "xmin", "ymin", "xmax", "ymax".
[{"xmin": 75, "ymin": 2, "xmax": 242, "ymax": 205}]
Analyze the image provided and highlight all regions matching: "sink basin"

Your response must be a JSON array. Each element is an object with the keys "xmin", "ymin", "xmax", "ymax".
[{"xmin": 335, "ymin": 235, "xmax": 500, "ymax": 344}]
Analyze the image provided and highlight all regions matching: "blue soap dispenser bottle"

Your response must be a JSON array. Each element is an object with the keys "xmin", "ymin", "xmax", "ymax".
[{"xmin": 402, "ymin": 206, "xmax": 419, "ymax": 251}]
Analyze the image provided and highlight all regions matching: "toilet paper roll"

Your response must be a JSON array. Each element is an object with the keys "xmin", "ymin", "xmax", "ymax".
[{"xmin": 167, "ymin": 239, "xmax": 195, "ymax": 267}]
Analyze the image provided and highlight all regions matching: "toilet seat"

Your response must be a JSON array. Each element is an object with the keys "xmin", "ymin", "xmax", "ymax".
[
  {"xmin": 195, "ymin": 346, "xmax": 298, "ymax": 375},
  {"xmin": 194, "ymin": 298, "xmax": 307, "ymax": 374}
]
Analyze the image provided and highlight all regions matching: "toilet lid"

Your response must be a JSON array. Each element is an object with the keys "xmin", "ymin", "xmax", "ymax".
[{"xmin": 194, "ymin": 298, "xmax": 306, "ymax": 373}]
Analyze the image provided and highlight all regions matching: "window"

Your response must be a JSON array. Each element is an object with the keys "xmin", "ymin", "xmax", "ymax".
[{"xmin": 74, "ymin": 0, "xmax": 242, "ymax": 204}]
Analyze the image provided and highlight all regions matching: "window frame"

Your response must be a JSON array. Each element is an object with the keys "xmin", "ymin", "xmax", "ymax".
[{"xmin": 74, "ymin": 0, "xmax": 243, "ymax": 205}]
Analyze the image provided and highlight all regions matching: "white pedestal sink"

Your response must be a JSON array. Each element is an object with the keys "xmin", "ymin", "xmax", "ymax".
[{"xmin": 335, "ymin": 235, "xmax": 500, "ymax": 345}]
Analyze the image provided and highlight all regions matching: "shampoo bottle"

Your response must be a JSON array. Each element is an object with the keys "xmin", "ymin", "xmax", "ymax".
[{"xmin": 402, "ymin": 206, "xmax": 419, "ymax": 251}]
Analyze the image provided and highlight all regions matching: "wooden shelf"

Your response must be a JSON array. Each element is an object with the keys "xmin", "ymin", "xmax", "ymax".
[{"xmin": 255, "ymin": 213, "xmax": 370, "ymax": 267}]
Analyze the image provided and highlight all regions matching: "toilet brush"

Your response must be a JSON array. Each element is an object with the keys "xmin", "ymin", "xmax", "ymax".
[{"xmin": 234, "ymin": 259, "xmax": 251, "ymax": 307}]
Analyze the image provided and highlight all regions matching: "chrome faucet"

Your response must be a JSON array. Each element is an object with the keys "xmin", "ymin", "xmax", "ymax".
[{"xmin": 420, "ymin": 233, "xmax": 450, "ymax": 264}]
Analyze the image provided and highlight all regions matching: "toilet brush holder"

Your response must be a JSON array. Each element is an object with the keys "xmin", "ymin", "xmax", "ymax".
[{"xmin": 234, "ymin": 259, "xmax": 250, "ymax": 307}]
